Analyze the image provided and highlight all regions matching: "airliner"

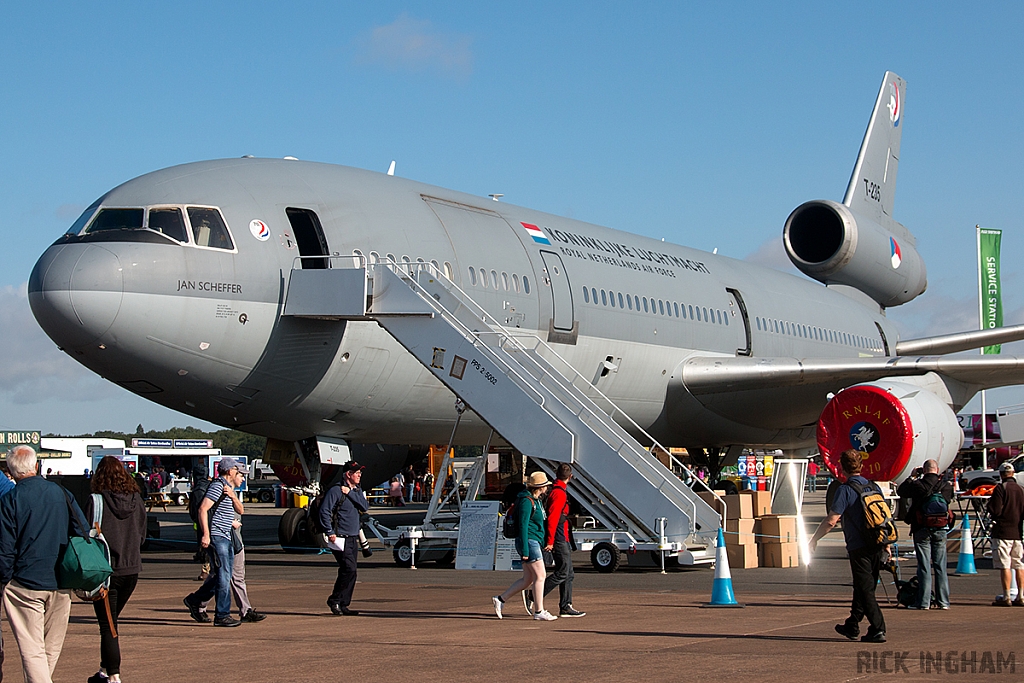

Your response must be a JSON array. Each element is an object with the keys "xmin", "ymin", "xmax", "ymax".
[{"xmin": 28, "ymin": 72, "xmax": 1024, "ymax": 487}]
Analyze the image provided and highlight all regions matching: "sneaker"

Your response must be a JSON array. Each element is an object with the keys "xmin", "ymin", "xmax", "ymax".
[
  {"xmin": 492, "ymin": 596, "xmax": 504, "ymax": 620},
  {"xmin": 241, "ymin": 609, "xmax": 267, "ymax": 622},
  {"xmin": 1012, "ymin": 599, "xmax": 1024, "ymax": 607},
  {"xmin": 906, "ymin": 605, "xmax": 926, "ymax": 610},
  {"xmin": 559, "ymin": 606, "xmax": 586, "ymax": 618},
  {"xmin": 88, "ymin": 673, "xmax": 109, "ymax": 683},
  {"xmin": 340, "ymin": 607, "xmax": 359, "ymax": 616},
  {"xmin": 993, "ymin": 597, "xmax": 1013, "ymax": 607},
  {"xmin": 213, "ymin": 616, "xmax": 242, "ymax": 627},
  {"xmin": 328, "ymin": 602, "xmax": 343, "ymax": 616},
  {"xmin": 533, "ymin": 609, "xmax": 558, "ymax": 621},
  {"xmin": 184, "ymin": 597, "xmax": 211, "ymax": 623},
  {"xmin": 523, "ymin": 591, "xmax": 534, "ymax": 616},
  {"xmin": 861, "ymin": 630, "xmax": 887, "ymax": 643},
  {"xmin": 834, "ymin": 623, "xmax": 859, "ymax": 641}
]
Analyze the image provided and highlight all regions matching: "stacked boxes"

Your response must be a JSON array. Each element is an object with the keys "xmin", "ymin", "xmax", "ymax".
[
  {"xmin": 699, "ymin": 490, "xmax": 802, "ymax": 568},
  {"xmin": 756, "ymin": 514, "xmax": 799, "ymax": 568},
  {"xmin": 699, "ymin": 490, "xmax": 757, "ymax": 568}
]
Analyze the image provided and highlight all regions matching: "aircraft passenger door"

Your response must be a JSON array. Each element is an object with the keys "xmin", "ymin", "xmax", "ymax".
[
  {"xmin": 539, "ymin": 250, "xmax": 578, "ymax": 344},
  {"xmin": 726, "ymin": 288, "xmax": 752, "ymax": 356},
  {"xmin": 285, "ymin": 208, "xmax": 330, "ymax": 269}
]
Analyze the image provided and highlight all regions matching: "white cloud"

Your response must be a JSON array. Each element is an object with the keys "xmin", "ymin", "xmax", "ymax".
[
  {"xmin": 355, "ymin": 13, "xmax": 473, "ymax": 78},
  {"xmin": 743, "ymin": 236, "xmax": 799, "ymax": 275},
  {"xmin": 0, "ymin": 284, "xmax": 118, "ymax": 405}
]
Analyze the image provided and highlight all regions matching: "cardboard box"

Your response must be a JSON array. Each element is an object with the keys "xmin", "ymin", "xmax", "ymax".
[
  {"xmin": 758, "ymin": 542, "xmax": 799, "ymax": 568},
  {"xmin": 725, "ymin": 518, "xmax": 755, "ymax": 546},
  {"xmin": 724, "ymin": 493, "xmax": 753, "ymax": 520},
  {"xmin": 741, "ymin": 490, "xmax": 772, "ymax": 517},
  {"xmin": 697, "ymin": 491, "xmax": 726, "ymax": 517},
  {"xmin": 726, "ymin": 542, "xmax": 758, "ymax": 569},
  {"xmin": 698, "ymin": 491, "xmax": 752, "ymax": 519},
  {"xmin": 758, "ymin": 514, "xmax": 798, "ymax": 543}
]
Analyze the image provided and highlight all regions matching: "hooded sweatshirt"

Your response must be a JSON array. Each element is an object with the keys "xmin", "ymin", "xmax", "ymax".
[{"xmin": 87, "ymin": 491, "xmax": 147, "ymax": 576}]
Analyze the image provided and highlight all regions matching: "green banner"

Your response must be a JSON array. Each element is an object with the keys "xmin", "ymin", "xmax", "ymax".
[{"xmin": 979, "ymin": 227, "xmax": 1003, "ymax": 354}]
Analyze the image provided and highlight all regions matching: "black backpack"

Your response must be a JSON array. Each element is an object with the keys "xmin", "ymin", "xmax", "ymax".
[
  {"xmin": 188, "ymin": 477, "xmax": 211, "ymax": 523},
  {"xmin": 309, "ymin": 484, "xmax": 342, "ymax": 535},
  {"xmin": 915, "ymin": 480, "xmax": 954, "ymax": 528},
  {"xmin": 502, "ymin": 502, "xmax": 518, "ymax": 539}
]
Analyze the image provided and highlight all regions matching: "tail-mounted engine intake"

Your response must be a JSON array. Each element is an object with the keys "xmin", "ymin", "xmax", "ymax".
[
  {"xmin": 784, "ymin": 200, "xmax": 927, "ymax": 307},
  {"xmin": 817, "ymin": 381, "xmax": 962, "ymax": 484}
]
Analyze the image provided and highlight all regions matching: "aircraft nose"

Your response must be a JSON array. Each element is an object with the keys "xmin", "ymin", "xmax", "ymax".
[{"xmin": 29, "ymin": 243, "xmax": 124, "ymax": 349}]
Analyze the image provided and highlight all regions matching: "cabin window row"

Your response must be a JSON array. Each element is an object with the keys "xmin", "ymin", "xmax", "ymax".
[
  {"xmin": 582, "ymin": 286, "xmax": 728, "ymax": 326},
  {"xmin": 754, "ymin": 316, "xmax": 881, "ymax": 352},
  {"xmin": 467, "ymin": 266, "xmax": 531, "ymax": 295}
]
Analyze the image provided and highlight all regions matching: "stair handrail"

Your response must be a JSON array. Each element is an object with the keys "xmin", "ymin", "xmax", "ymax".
[
  {"xmin": 382, "ymin": 259, "xmax": 720, "ymax": 535},
  {"xmin": 292, "ymin": 256, "xmax": 721, "ymax": 538}
]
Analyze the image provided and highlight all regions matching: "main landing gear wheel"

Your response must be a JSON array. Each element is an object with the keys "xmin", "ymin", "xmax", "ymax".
[
  {"xmin": 278, "ymin": 508, "xmax": 317, "ymax": 554},
  {"xmin": 591, "ymin": 542, "xmax": 620, "ymax": 573}
]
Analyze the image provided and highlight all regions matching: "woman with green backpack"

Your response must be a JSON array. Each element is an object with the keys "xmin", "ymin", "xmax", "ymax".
[
  {"xmin": 86, "ymin": 456, "xmax": 147, "ymax": 683},
  {"xmin": 492, "ymin": 472, "xmax": 558, "ymax": 621}
]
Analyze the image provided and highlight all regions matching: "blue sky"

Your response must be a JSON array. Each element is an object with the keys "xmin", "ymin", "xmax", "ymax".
[{"xmin": 2, "ymin": 3, "xmax": 1023, "ymax": 434}]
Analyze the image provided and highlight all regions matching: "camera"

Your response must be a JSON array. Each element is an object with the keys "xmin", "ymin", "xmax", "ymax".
[{"xmin": 358, "ymin": 529, "xmax": 373, "ymax": 558}]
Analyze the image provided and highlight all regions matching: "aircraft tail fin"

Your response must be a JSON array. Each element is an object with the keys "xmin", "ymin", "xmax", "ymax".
[{"xmin": 843, "ymin": 71, "xmax": 906, "ymax": 229}]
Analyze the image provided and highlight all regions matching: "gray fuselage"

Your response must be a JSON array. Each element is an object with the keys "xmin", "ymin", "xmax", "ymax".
[{"xmin": 29, "ymin": 158, "xmax": 896, "ymax": 450}]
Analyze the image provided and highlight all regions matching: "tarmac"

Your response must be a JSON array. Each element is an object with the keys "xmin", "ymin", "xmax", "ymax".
[{"xmin": 3, "ymin": 493, "xmax": 1021, "ymax": 682}]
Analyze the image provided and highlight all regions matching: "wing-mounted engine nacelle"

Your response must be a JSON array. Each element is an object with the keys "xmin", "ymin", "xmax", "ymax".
[
  {"xmin": 784, "ymin": 200, "xmax": 927, "ymax": 307},
  {"xmin": 817, "ymin": 380, "xmax": 962, "ymax": 484}
]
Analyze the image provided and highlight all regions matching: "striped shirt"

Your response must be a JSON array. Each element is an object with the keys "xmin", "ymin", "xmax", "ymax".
[{"xmin": 205, "ymin": 478, "xmax": 234, "ymax": 539}]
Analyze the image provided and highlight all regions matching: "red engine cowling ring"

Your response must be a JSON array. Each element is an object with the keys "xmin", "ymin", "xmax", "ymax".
[{"xmin": 817, "ymin": 384, "xmax": 914, "ymax": 481}]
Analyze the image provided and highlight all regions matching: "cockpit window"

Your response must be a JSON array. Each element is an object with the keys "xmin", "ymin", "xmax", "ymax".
[
  {"xmin": 85, "ymin": 208, "xmax": 145, "ymax": 234},
  {"xmin": 188, "ymin": 207, "xmax": 234, "ymax": 250},
  {"xmin": 148, "ymin": 208, "xmax": 188, "ymax": 243},
  {"xmin": 66, "ymin": 198, "xmax": 103, "ymax": 236}
]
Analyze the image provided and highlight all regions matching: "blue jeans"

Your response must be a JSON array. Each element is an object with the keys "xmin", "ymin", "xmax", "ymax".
[
  {"xmin": 191, "ymin": 536, "xmax": 234, "ymax": 619},
  {"xmin": 913, "ymin": 527, "xmax": 949, "ymax": 609}
]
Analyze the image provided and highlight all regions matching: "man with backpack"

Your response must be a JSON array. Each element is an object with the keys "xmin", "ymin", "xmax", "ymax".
[
  {"xmin": 987, "ymin": 461, "xmax": 1024, "ymax": 607},
  {"xmin": 896, "ymin": 459, "xmax": 953, "ymax": 610},
  {"xmin": 319, "ymin": 461, "xmax": 369, "ymax": 616},
  {"xmin": 810, "ymin": 449, "xmax": 895, "ymax": 643},
  {"xmin": 183, "ymin": 458, "xmax": 246, "ymax": 626}
]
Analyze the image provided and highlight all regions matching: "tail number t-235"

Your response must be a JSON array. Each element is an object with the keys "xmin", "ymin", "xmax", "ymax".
[{"xmin": 863, "ymin": 178, "xmax": 882, "ymax": 202}]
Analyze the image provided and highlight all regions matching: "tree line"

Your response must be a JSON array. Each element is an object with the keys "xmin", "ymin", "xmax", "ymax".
[{"xmin": 45, "ymin": 425, "xmax": 267, "ymax": 458}]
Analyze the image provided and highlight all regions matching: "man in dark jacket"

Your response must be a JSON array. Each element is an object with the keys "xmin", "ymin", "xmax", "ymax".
[
  {"xmin": 320, "ymin": 461, "xmax": 369, "ymax": 616},
  {"xmin": 987, "ymin": 461, "xmax": 1024, "ymax": 606},
  {"xmin": 534, "ymin": 463, "xmax": 585, "ymax": 618},
  {"xmin": 0, "ymin": 445, "xmax": 85, "ymax": 683},
  {"xmin": 897, "ymin": 459, "xmax": 953, "ymax": 609},
  {"xmin": 810, "ymin": 449, "xmax": 890, "ymax": 643}
]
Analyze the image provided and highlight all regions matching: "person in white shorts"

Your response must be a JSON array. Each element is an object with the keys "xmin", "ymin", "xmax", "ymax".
[{"xmin": 987, "ymin": 461, "xmax": 1024, "ymax": 607}]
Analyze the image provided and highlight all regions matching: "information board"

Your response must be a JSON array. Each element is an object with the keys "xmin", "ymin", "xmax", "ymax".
[{"xmin": 455, "ymin": 500, "xmax": 500, "ymax": 570}]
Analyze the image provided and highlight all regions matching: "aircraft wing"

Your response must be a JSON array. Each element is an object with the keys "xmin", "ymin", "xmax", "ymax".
[
  {"xmin": 680, "ymin": 354, "xmax": 1024, "ymax": 395},
  {"xmin": 895, "ymin": 322, "xmax": 1024, "ymax": 356}
]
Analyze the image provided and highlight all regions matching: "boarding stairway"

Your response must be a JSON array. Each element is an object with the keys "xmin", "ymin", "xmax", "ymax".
[{"xmin": 283, "ymin": 258, "xmax": 723, "ymax": 552}]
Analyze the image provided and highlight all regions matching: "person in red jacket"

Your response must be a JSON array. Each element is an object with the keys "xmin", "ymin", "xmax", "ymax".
[{"xmin": 526, "ymin": 463, "xmax": 585, "ymax": 618}]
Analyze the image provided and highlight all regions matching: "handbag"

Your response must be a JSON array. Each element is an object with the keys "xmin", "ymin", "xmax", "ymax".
[
  {"xmin": 59, "ymin": 490, "xmax": 113, "ymax": 593},
  {"xmin": 231, "ymin": 524, "xmax": 244, "ymax": 555},
  {"xmin": 74, "ymin": 493, "xmax": 114, "ymax": 602},
  {"xmin": 542, "ymin": 549, "xmax": 555, "ymax": 568}
]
